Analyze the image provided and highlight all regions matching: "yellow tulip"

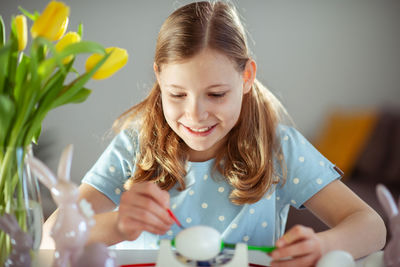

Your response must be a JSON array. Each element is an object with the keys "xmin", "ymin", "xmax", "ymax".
[
  {"xmin": 15, "ymin": 15, "xmax": 27, "ymax": 51},
  {"xmin": 31, "ymin": 1, "xmax": 69, "ymax": 41},
  {"xmin": 55, "ymin": 32, "xmax": 81, "ymax": 64},
  {"xmin": 85, "ymin": 47, "xmax": 128, "ymax": 80}
]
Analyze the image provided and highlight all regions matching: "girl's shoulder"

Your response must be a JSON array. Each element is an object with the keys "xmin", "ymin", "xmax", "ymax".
[
  {"xmin": 107, "ymin": 127, "xmax": 140, "ymax": 155},
  {"xmin": 276, "ymin": 124, "xmax": 309, "ymax": 146}
]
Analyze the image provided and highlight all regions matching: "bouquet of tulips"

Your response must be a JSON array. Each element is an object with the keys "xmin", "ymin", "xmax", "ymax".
[{"xmin": 0, "ymin": 1, "xmax": 128, "ymax": 262}]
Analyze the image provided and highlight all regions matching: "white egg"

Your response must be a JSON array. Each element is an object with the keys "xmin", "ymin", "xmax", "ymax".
[
  {"xmin": 363, "ymin": 251, "xmax": 384, "ymax": 267},
  {"xmin": 316, "ymin": 250, "xmax": 355, "ymax": 267},
  {"xmin": 175, "ymin": 225, "xmax": 221, "ymax": 261}
]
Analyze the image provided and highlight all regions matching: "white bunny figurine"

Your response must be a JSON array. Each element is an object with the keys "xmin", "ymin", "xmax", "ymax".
[
  {"xmin": 376, "ymin": 184, "xmax": 400, "ymax": 267},
  {"xmin": 27, "ymin": 145, "xmax": 114, "ymax": 267}
]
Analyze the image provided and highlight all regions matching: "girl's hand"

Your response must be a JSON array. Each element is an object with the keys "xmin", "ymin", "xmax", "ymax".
[
  {"xmin": 116, "ymin": 182, "xmax": 174, "ymax": 241},
  {"xmin": 270, "ymin": 225, "xmax": 326, "ymax": 267}
]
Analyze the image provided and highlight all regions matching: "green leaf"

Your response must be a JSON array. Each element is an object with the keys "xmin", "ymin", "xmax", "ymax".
[
  {"xmin": 0, "ymin": 44, "xmax": 11, "ymax": 94},
  {"xmin": 14, "ymin": 53, "xmax": 30, "ymax": 103},
  {"xmin": 18, "ymin": 6, "xmax": 37, "ymax": 21},
  {"xmin": 0, "ymin": 94, "xmax": 16, "ymax": 147},
  {"xmin": 38, "ymin": 68, "xmax": 67, "ymax": 102},
  {"xmin": 52, "ymin": 52, "xmax": 110, "ymax": 108},
  {"xmin": 0, "ymin": 16, "xmax": 5, "ymax": 47},
  {"xmin": 32, "ymin": 125, "xmax": 41, "ymax": 144},
  {"xmin": 7, "ymin": 17, "xmax": 19, "ymax": 89},
  {"xmin": 60, "ymin": 88, "xmax": 92, "ymax": 106},
  {"xmin": 57, "ymin": 41, "xmax": 106, "ymax": 59},
  {"xmin": 77, "ymin": 23, "xmax": 83, "ymax": 38}
]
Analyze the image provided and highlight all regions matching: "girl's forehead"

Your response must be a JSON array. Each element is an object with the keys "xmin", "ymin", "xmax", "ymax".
[{"xmin": 159, "ymin": 49, "xmax": 240, "ymax": 83}]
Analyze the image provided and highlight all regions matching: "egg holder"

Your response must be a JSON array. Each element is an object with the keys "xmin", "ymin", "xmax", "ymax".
[{"xmin": 156, "ymin": 239, "xmax": 248, "ymax": 267}]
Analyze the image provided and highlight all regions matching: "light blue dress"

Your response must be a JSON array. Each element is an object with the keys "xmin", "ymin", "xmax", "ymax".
[{"xmin": 81, "ymin": 125, "xmax": 342, "ymax": 249}]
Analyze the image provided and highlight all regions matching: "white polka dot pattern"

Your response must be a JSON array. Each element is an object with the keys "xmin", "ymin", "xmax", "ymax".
[
  {"xmin": 201, "ymin": 202, "xmax": 208, "ymax": 209},
  {"xmin": 293, "ymin": 178, "xmax": 300, "ymax": 184},
  {"xmin": 114, "ymin": 188, "xmax": 121, "ymax": 195}
]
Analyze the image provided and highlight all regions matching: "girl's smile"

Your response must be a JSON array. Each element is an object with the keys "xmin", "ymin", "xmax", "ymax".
[{"xmin": 183, "ymin": 124, "xmax": 217, "ymax": 136}]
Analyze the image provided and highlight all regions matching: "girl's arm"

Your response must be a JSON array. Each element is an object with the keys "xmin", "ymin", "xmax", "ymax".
[
  {"xmin": 41, "ymin": 182, "xmax": 174, "ymax": 248},
  {"xmin": 270, "ymin": 180, "xmax": 386, "ymax": 266}
]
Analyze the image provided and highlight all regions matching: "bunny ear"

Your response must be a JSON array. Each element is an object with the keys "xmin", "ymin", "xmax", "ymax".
[
  {"xmin": 26, "ymin": 155, "xmax": 57, "ymax": 190},
  {"xmin": 57, "ymin": 144, "xmax": 74, "ymax": 182},
  {"xmin": 376, "ymin": 184, "xmax": 398, "ymax": 218},
  {"xmin": 0, "ymin": 213, "xmax": 19, "ymax": 234}
]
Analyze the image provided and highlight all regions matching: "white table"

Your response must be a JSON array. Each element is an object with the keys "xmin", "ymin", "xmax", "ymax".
[
  {"xmin": 33, "ymin": 249, "xmax": 273, "ymax": 266},
  {"xmin": 33, "ymin": 249, "xmax": 373, "ymax": 266}
]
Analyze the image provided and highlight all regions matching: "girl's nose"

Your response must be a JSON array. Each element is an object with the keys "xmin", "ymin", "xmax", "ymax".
[{"xmin": 186, "ymin": 98, "xmax": 208, "ymax": 122}]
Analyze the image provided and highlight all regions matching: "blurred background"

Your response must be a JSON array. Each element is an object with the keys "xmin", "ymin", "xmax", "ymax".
[{"xmin": 2, "ymin": 0, "xmax": 400, "ymax": 225}]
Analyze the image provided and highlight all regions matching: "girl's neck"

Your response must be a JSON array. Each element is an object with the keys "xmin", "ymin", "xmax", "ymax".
[{"xmin": 187, "ymin": 136, "xmax": 227, "ymax": 162}]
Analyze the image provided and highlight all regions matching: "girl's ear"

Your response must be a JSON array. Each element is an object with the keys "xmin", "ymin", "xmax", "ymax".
[
  {"xmin": 154, "ymin": 62, "xmax": 161, "ymax": 84},
  {"xmin": 243, "ymin": 59, "xmax": 257, "ymax": 94}
]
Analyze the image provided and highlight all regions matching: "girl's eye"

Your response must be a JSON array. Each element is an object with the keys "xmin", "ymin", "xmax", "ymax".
[
  {"xmin": 209, "ymin": 92, "xmax": 226, "ymax": 98},
  {"xmin": 170, "ymin": 94, "xmax": 185, "ymax": 98}
]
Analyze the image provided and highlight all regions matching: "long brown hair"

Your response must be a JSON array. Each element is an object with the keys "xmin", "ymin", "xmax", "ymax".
[{"xmin": 115, "ymin": 1, "xmax": 287, "ymax": 205}]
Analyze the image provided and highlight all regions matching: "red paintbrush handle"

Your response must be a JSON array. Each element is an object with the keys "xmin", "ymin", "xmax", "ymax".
[{"xmin": 167, "ymin": 208, "xmax": 183, "ymax": 228}]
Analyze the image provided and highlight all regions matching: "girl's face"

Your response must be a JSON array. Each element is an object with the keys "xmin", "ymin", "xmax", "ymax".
[{"xmin": 156, "ymin": 48, "xmax": 255, "ymax": 162}]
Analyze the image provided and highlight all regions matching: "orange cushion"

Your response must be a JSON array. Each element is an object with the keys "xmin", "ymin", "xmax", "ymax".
[{"xmin": 313, "ymin": 110, "xmax": 378, "ymax": 178}]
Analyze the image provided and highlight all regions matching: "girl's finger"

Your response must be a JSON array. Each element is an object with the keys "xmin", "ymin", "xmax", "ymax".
[
  {"xmin": 132, "ymin": 182, "xmax": 171, "ymax": 209},
  {"xmin": 119, "ymin": 196, "xmax": 173, "ymax": 230},
  {"xmin": 271, "ymin": 239, "xmax": 317, "ymax": 260},
  {"xmin": 276, "ymin": 225, "xmax": 314, "ymax": 247},
  {"xmin": 271, "ymin": 252, "xmax": 318, "ymax": 267},
  {"xmin": 127, "ymin": 193, "xmax": 174, "ymax": 225},
  {"xmin": 118, "ymin": 216, "xmax": 169, "ymax": 240}
]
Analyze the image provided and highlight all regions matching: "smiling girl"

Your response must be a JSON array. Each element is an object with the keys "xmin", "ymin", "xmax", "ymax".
[{"xmin": 42, "ymin": 2, "xmax": 385, "ymax": 266}]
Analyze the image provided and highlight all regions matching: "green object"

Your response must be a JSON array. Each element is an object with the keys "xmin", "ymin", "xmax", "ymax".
[
  {"xmin": 222, "ymin": 241, "xmax": 276, "ymax": 253},
  {"xmin": 170, "ymin": 239, "xmax": 276, "ymax": 253}
]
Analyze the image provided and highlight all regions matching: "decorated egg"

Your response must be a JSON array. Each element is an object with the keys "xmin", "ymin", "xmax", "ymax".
[
  {"xmin": 316, "ymin": 250, "xmax": 355, "ymax": 267},
  {"xmin": 175, "ymin": 225, "xmax": 221, "ymax": 261}
]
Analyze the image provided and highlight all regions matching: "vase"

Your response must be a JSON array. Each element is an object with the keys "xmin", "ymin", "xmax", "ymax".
[{"xmin": 0, "ymin": 146, "xmax": 44, "ymax": 265}]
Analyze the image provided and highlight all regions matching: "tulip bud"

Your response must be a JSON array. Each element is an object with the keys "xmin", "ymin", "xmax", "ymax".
[
  {"xmin": 85, "ymin": 47, "xmax": 128, "ymax": 80},
  {"xmin": 31, "ymin": 1, "xmax": 69, "ymax": 41},
  {"xmin": 15, "ymin": 15, "xmax": 27, "ymax": 51},
  {"xmin": 55, "ymin": 31, "xmax": 81, "ymax": 64}
]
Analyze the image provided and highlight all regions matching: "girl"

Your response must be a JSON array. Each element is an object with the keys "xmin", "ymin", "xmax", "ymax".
[{"xmin": 42, "ymin": 1, "xmax": 385, "ymax": 266}]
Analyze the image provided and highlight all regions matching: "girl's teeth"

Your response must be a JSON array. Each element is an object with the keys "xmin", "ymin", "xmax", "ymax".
[{"xmin": 190, "ymin": 127, "xmax": 211, "ymax": 132}]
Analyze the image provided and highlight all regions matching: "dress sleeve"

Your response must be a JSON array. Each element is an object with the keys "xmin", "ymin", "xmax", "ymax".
[
  {"xmin": 81, "ymin": 129, "xmax": 139, "ymax": 205},
  {"xmin": 276, "ymin": 126, "xmax": 343, "ymax": 209}
]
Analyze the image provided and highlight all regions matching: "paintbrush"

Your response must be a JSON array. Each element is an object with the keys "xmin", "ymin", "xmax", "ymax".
[{"xmin": 167, "ymin": 208, "xmax": 184, "ymax": 229}]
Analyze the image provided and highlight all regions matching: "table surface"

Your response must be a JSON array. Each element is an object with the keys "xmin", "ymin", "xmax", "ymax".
[{"xmin": 33, "ymin": 249, "xmax": 371, "ymax": 267}]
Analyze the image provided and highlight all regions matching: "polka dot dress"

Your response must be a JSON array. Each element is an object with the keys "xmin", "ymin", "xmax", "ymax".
[{"xmin": 82, "ymin": 125, "xmax": 343, "ymax": 249}]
